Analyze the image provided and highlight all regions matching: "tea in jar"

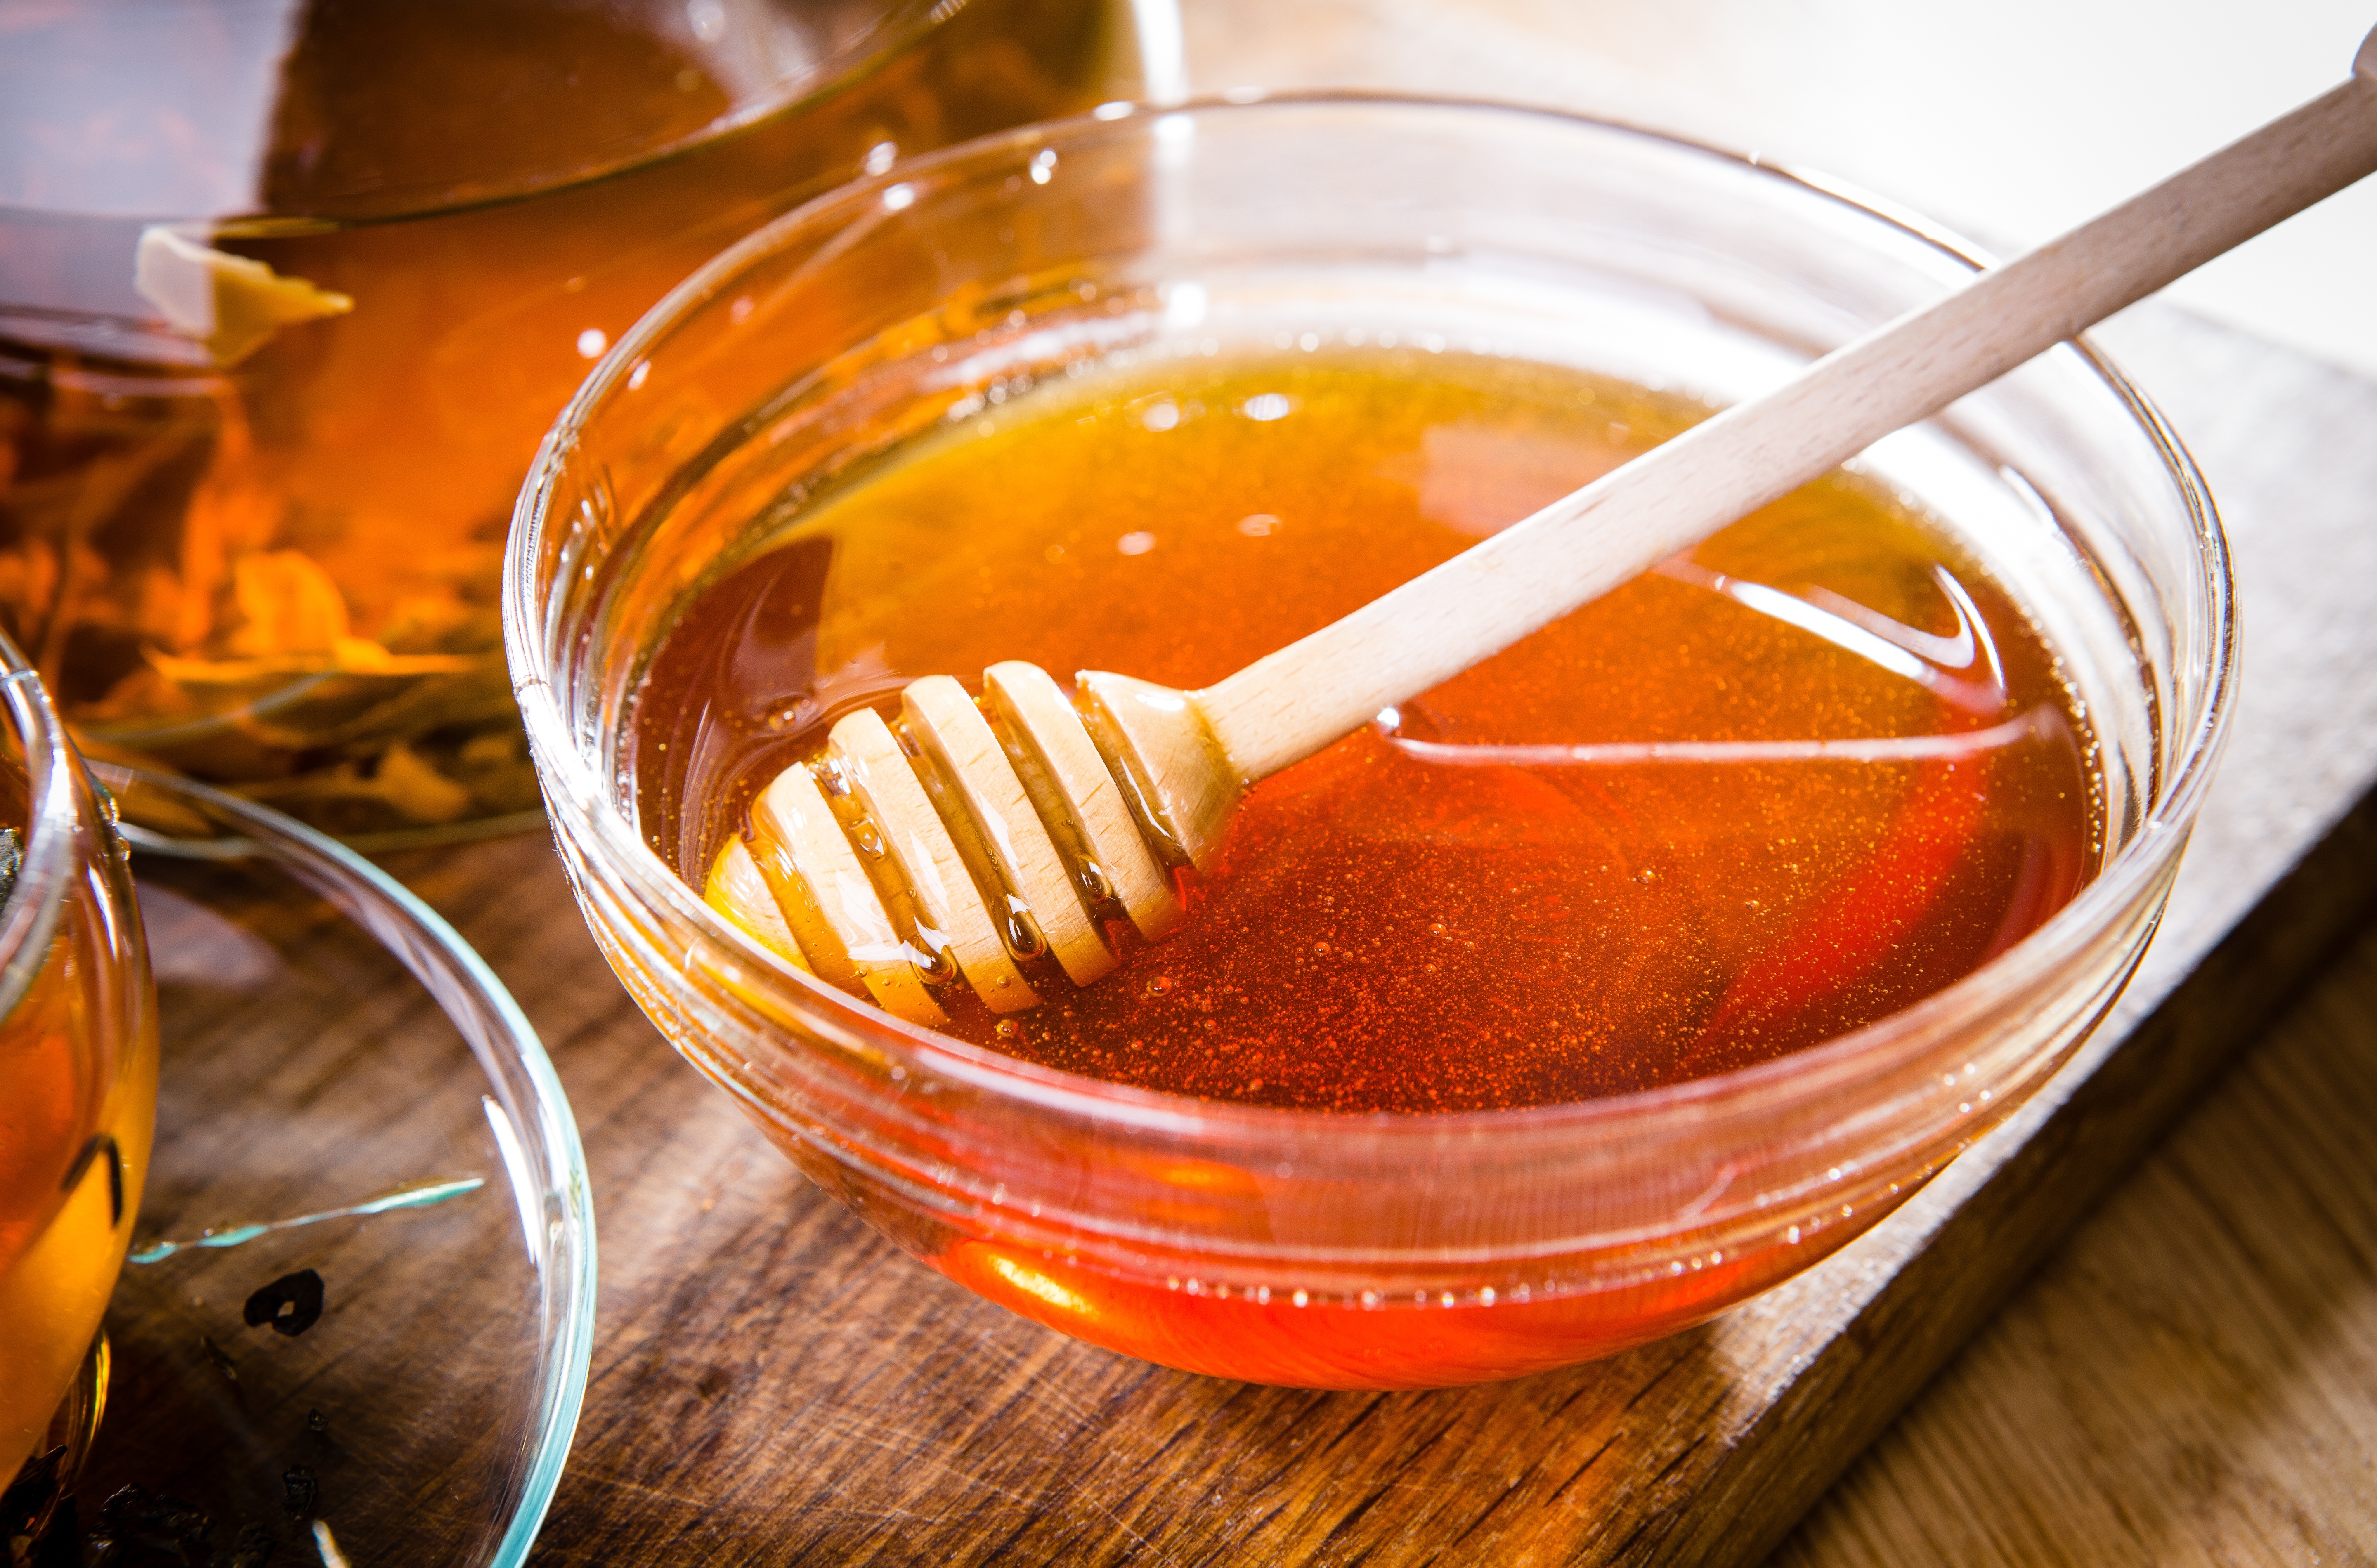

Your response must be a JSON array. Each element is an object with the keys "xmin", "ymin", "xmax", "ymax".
[{"xmin": 0, "ymin": 0, "xmax": 1170, "ymax": 838}]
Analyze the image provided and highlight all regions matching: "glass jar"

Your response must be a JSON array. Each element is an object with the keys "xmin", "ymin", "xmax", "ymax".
[
  {"xmin": 0, "ymin": 0, "xmax": 1181, "ymax": 843},
  {"xmin": 506, "ymin": 98, "xmax": 2234, "ymax": 1389},
  {"xmin": 0, "ymin": 633, "xmax": 156, "ymax": 1500}
]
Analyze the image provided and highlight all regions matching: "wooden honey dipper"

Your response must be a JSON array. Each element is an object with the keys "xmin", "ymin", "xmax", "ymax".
[{"xmin": 708, "ymin": 36, "xmax": 2377, "ymax": 1026}]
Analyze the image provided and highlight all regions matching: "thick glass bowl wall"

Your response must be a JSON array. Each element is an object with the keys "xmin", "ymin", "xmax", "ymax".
[
  {"xmin": 507, "ymin": 99, "xmax": 2232, "ymax": 1389},
  {"xmin": 0, "ymin": 631, "xmax": 156, "ymax": 1482}
]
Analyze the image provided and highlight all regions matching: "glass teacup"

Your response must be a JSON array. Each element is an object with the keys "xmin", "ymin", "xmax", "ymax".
[{"xmin": 0, "ymin": 633, "xmax": 155, "ymax": 1517}]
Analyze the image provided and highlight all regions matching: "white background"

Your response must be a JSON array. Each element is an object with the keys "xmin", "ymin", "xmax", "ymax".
[{"xmin": 1187, "ymin": 0, "xmax": 2377, "ymax": 379}]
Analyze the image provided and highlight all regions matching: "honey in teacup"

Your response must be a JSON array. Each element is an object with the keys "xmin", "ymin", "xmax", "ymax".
[{"xmin": 636, "ymin": 347, "xmax": 2096, "ymax": 1109}]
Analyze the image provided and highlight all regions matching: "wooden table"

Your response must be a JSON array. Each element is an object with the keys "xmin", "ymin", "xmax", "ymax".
[
  {"xmin": 1774, "ymin": 913, "xmax": 2377, "ymax": 1566},
  {"xmin": 69, "ymin": 16, "xmax": 2377, "ymax": 1563}
]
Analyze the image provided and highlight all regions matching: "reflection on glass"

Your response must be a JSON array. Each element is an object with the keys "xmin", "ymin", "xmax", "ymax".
[{"xmin": 0, "ymin": 641, "xmax": 156, "ymax": 1507}]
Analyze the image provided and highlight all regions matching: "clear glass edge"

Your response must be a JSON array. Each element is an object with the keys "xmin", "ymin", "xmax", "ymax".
[
  {"xmin": 0, "ymin": 631, "xmax": 88, "ymax": 1025},
  {"xmin": 101, "ymin": 763, "xmax": 598, "ymax": 1568}
]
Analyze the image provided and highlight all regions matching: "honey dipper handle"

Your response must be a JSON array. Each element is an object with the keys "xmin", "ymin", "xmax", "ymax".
[{"xmin": 1194, "ymin": 44, "xmax": 2377, "ymax": 785}]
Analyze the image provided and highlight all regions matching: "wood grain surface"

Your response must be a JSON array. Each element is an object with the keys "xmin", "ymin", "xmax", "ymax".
[{"xmin": 1773, "ymin": 916, "xmax": 2377, "ymax": 1567}]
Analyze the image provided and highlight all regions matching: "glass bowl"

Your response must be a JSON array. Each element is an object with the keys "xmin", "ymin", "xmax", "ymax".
[
  {"xmin": 40, "ymin": 768, "xmax": 593, "ymax": 1567},
  {"xmin": 505, "ymin": 97, "xmax": 2233, "ymax": 1389},
  {"xmin": 0, "ymin": 0, "xmax": 1181, "ymax": 843},
  {"xmin": 0, "ymin": 631, "xmax": 155, "ymax": 1512}
]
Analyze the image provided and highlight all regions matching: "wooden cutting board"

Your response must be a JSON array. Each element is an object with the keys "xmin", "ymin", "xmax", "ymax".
[{"xmin": 292, "ymin": 300, "xmax": 2365, "ymax": 1568}]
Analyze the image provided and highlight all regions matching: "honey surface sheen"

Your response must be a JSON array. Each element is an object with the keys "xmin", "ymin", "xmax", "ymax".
[{"xmin": 637, "ymin": 348, "xmax": 2097, "ymax": 1112}]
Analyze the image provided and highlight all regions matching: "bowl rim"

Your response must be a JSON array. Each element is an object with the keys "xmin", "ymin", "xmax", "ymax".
[
  {"xmin": 0, "ymin": 631, "xmax": 90, "ymax": 1024},
  {"xmin": 505, "ymin": 91, "xmax": 2236, "ymax": 1147}
]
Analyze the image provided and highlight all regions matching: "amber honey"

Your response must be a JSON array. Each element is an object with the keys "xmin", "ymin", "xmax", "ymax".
[{"xmin": 636, "ymin": 345, "xmax": 2097, "ymax": 1111}]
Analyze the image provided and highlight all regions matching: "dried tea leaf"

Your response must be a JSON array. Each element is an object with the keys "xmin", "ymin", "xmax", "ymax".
[
  {"xmin": 145, "ymin": 639, "xmax": 478, "ymax": 689},
  {"xmin": 134, "ymin": 227, "xmax": 354, "ymax": 366},
  {"xmin": 0, "ymin": 544, "xmax": 60, "ymax": 637},
  {"xmin": 234, "ymin": 658, "xmax": 514, "ymax": 753},
  {"xmin": 147, "ymin": 650, "xmax": 330, "ymax": 687},
  {"xmin": 228, "ymin": 1518, "xmax": 278, "ymax": 1567},
  {"xmin": 371, "ymin": 743, "xmax": 472, "ymax": 823},
  {"xmin": 236, "ymin": 744, "xmax": 480, "ymax": 827},
  {"xmin": 92, "ymin": 1483, "xmax": 216, "ymax": 1559},
  {"xmin": 232, "ymin": 550, "xmax": 350, "ymax": 657},
  {"xmin": 457, "ymin": 731, "xmax": 520, "ymax": 768},
  {"xmin": 0, "ymin": 1444, "xmax": 63, "ymax": 1543},
  {"xmin": 243, "ymin": 1268, "xmax": 326, "ymax": 1337},
  {"xmin": 329, "ymin": 636, "xmax": 477, "ymax": 676}
]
